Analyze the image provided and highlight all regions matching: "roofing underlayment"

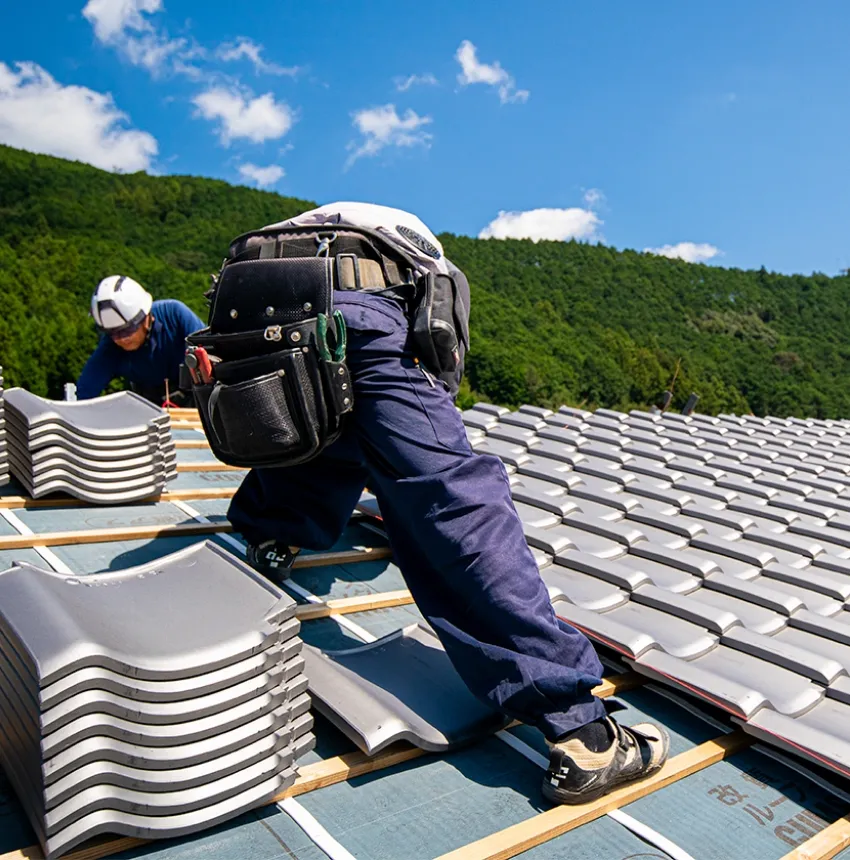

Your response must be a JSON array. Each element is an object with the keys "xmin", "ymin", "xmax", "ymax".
[{"xmin": 0, "ymin": 402, "xmax": 849, "ymax": 859}]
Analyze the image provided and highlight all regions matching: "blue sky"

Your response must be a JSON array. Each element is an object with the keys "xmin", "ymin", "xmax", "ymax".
[{"xmin": 2, "ymin": 1, "xmax": 850, "ymax": 274}]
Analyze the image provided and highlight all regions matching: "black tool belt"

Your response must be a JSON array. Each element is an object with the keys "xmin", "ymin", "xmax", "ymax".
[{"xmin": 186, "ymin": 256, "xmax": 353, "ymax": 469}]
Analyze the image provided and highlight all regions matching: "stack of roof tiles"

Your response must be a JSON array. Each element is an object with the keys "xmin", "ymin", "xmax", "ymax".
[
  {"xmin": 460, "ymin": 401, "xmax": 850, "ymax": 780},
  {"xmin": 0, "ymin": 368, "xmax": 8, "ymax": 487},
  {"xmin": 0, "ymin": 541, "xmax": 314, "ymax": 859},
  {"xmin": 3, "ymin": 389, "xmax": 177, "ymax": 504}
]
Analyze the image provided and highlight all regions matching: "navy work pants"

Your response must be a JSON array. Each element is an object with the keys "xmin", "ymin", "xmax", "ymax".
[{"xmin": 228, "ymin": 291, "xmax": 606, "ymax": 740}]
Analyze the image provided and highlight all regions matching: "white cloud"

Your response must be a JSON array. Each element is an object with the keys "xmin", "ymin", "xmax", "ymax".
[
  {"xmin": 394, "ymin": 73, "xmax": 438, "ymax": 92},
  {"xmin": 582, "ymin": 188, "xmax": 605, "ymax": 209},
  {"xmin": 193, "ymin": 87, "xmax": 295, "ymax": 144},
  {"xmin": 82, "ymin": 0, "xmax": 201, "ymax": 77},
  {"xmin": 217, "ymin": 38, "xmax": 300, "ymax": 76},
  {"xmin": 0, "ymin": 61, "xmax": 157, "ymax": 172},
  {"xmin": 238, "ymin": 162, "xmax": 284, "ymax": 187},
  {"xmin": 644, "ymin": 242, "xmax": 721, "ymax": 263},
  {"xmin": 455, "ymin": 40, "xmax": 529, "ymax": 104},
  {"xmin": 346, "ymin": 104, "xmax": 432, "ymax": 167},
  {"xmin": 479, "ymin": 207, "xmax": 602, "ymax": 242},
  {"xmin": 82, "ymin": 0, "xmax": 161, "ymax": 41}
]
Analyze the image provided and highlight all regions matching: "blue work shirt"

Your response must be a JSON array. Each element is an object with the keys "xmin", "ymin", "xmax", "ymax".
[{"xmin": 77, "ymin": 299, "xmax": 204, "ymax": 401}]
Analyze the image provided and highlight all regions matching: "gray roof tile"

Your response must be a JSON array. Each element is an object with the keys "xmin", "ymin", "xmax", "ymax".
[
  {"xmin": 514, "ymin": 503, "xmax": 561, "ymax": 529},
  {"xmin": 485, "ymin": 425, "xmax": 539, "ymax": 446},
  {"xmin": 562, "ymin": 514, "xmax": 647, "ymax": 548},
  {"xmin": 615, "ymin": 555, "xmax": 702, "ymax": 593},
  {"xmin": 635, "ymin": 645, "xmax": 822, "ymax": 717},
  {"xmin": 551, "ymin": 600, "xmax": 658, "ymax": 659},
  {"xmin": 530, "ymin": 438, "xmax": 587, "ymax": 464},
  {"xmin": 541, "ymin": 566, "xmax": 629, "ymax": 610},
  {"xmin": 763, "ymin": 563, "xmax": 850, "ymax": 602},
  {"xmin": 516, "ymin": 456, "xmax": 583, "ymax": 488},
  {"xmin": 551, "ymin": 525, "xmax": 628, "ymax": 559},
  {"xmin": 518, "ymin": 404, "xmax": 554, "ymax": 418},
  {"xmin": 475, "ymin": 437, "xmax": 532, "ymax": 468},
  {"xmin": 625, "ymin": 509, "xmax": 706, "ymax": 539},
  {"xmin": 523, "ymin": 523, "xmax": 576, "ymax": 554},
  {"xmin": 302, "ymin": 625, "xmax": 507, "ymax": 755},
  {"xmin": 720, "ymin": 626, "xmax": 844, "ymax": 685},
  {"xmin": 627, "ymin": 481, "xmax": 693, "ymax": 508},
  {"xmin": 704, "ymin": 573, "xmax": 804, "ymax": 616},
  {"xmin": 572, "ymin": 460, "xmax": 637, "ymax": 487},
  {"xmin": 630, "ymin": 585, "xmax": 740, "ymax": 634},
  {"xmin": 499, "ymin": 412, "xmax": 546, "ymax": 431},
  {"xmin": 556, "ymin": 598, "xmax": 717, "ymax": 660},
  {"xmin": 742, "ymin": 701, "xmax": 850, "ymax": 775},
  {"xmin": 673, "ymin": 479, "xmax": 739, "ymax": 505},
  {"xmin": 689, "ymin": 535, "xmax": 776, "ymax": 568},
  {"xmin": 554, "ymin": 553, "xmax": 651, "ymax": 591},
  {"xmin": 680, "ymin": 503, "xmax": 753, "ymax": 532},
  {"xmin": 774, "ymin": 628, "xmax": 850, "ymax": 677},
  {"xmin": 742, "ymin": 528, "xmax": 826, "ymax": 560},
  {"xmin": 536, "ymin": 426, "xmax": 587, "ymax": 446},
  {"xmin": 471, "ymin": 402, "xmax": 508, "ymax": 416}
]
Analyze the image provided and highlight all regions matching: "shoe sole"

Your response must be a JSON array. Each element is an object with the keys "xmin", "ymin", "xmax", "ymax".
[{"xmin": 541, "ymin": 727, "xmax": 671, "ymax": 806}]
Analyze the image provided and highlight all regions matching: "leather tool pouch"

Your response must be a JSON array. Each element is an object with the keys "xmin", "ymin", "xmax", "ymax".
[{"xmin": 187, "ymin": 257, "xmax": 353, "ymax": 469}]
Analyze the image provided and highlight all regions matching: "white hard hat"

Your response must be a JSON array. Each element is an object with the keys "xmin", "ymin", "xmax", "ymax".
[
  {"xmin": 91, "ymin": 275, "xmax": 153, "ymax": 334},
  {"xmin": 267, "ymin": 202, "xmax": 450, "ymax": 275}
]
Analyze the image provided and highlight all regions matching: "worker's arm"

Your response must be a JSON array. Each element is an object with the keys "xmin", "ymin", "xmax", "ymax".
[{"xmin": 75, "ymin": 339, "xmax": 116, "ymax": 400}]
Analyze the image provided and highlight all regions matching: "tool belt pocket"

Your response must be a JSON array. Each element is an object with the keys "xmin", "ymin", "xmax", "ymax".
[{"xmin": 189, "ymin": 318, "xmax": 352, "ymax": 469}]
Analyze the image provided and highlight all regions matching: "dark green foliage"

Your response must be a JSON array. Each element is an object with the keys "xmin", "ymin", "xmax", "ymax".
[
  {"xmin": 440, "ymin": 235, "xmax": 850, "ymax": 417},
  {"xmin": 0, "ymin": 145, "xmax": 313, "ymax": 395},
  {"xmin": 1, "ymin": 144, "xmax": 849, "ymax": 417}
]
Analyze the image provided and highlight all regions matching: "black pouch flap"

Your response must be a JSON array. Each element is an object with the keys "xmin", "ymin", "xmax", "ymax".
[
  {"xmin": 187, "ymin": 320, "xmax": 318, "ymax": 361},
  {"xmin": 210, "ymin": 257, "xmax": 333, "ymax": 333}
]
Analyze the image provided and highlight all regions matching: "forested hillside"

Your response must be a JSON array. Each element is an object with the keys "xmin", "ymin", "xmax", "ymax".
[{"xmin": 2, "ymin": 143, "xmax": 850, "ymax": 417}]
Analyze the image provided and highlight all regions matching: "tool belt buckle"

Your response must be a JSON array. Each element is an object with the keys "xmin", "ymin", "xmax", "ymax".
[{"xmin": 264, "ymin": 325, "xmax": 283, "ymax": 342}]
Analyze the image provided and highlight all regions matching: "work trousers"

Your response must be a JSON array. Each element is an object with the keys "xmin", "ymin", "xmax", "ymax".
[{"xmin": 228, "ymin": 290, "xmax": 606, "ymax": 740}]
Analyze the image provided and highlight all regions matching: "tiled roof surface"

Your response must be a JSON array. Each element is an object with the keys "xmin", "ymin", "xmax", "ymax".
[
  {"xmin": 0, "ymin": 403, "xmax": 847, "ymax": 859},
  {"xmin": 461, "ymin": 403, "xmax": 850, "ymax": 784}
]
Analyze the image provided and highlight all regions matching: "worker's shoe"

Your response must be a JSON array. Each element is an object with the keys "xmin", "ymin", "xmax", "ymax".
[
  {"xmin": 543, "ymin": 716, "xmax": 669, "ymax": 805},
  {"xmin": 245, "ymin": 541, "xmax": 300, "ymax": 583}
]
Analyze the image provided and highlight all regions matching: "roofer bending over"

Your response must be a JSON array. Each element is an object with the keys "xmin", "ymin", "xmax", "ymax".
[
  {"xmin": 77, "ymin": 275, "xmax": 204, "ymax": 406},
  {"xmin": 188, "ymin": 202, "xmax": 670, "ymax": 806}
]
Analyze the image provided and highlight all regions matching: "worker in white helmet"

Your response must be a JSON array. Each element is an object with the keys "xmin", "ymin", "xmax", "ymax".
[{"xmin": 76, "ymin": 275, "xmax": 204, "ymax": 405}]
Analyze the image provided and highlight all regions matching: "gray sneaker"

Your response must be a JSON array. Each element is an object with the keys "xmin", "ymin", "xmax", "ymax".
[
  {"xmin": 543, "ymin": 716, "xmax": 670, "ymax": 805},
  {"xmin": 245, "ymin": 541, "xmax": 300, "ymax": 583}
]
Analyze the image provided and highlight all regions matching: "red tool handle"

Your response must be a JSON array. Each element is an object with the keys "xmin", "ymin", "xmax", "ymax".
[{"xmin": 194, "ymin": 347, "xmax": 214, "ymax": 384}]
